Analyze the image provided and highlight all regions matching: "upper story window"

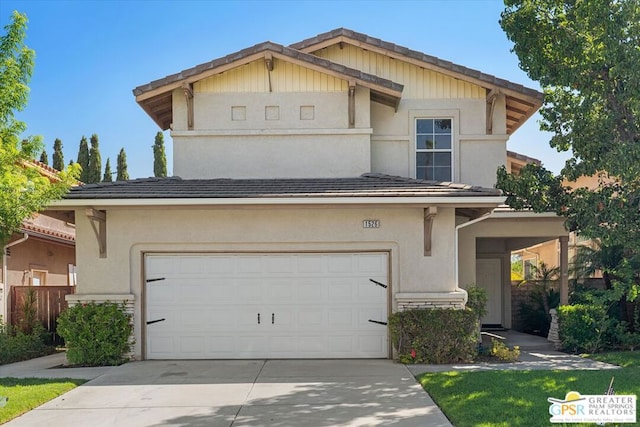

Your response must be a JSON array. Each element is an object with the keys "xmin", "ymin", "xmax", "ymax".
[{"xmin": 416, "ymin": 118, "xmax": 452, "ymax": 181}]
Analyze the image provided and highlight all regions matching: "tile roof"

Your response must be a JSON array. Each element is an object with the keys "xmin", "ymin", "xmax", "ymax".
[
  {"xmin": 507, "ymin": 150, "xmax": 542, "ymax": 166},
  {"xmin": 64, "ymin": 174, "xmax": 501, "ymax": 200},
  {"xmin": 20, "ymin": 222, "xmax": 75, "ymax": 243}
]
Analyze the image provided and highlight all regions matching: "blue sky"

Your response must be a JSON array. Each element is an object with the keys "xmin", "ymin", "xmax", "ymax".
[{"xmin": 2, "ymin": 0, "xmax": 570, "ymax": 178}]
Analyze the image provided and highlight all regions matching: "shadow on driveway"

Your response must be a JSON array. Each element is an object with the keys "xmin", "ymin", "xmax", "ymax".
[{"xmin": 5, "ymin": 359, "xmax": 452, "ymax": 427}]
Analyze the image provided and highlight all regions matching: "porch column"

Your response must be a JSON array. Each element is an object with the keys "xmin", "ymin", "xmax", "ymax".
[{"xmin": 559, "ymin": 236, "xmax": 569, "ymax": 305}]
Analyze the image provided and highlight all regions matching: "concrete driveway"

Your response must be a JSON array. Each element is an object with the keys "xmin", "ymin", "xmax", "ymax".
[{"xmin": 5, "ymin": 359, "xmax": 452, "ymax": 427}]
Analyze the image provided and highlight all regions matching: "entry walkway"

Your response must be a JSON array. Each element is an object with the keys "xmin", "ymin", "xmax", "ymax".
[{"xmin": 408, "ymin": 330, "xmax": 620, "ymax": 375}]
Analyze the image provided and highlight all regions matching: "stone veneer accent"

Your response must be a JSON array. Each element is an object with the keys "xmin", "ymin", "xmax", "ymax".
[
  {"xmin": 395, "ymin": 291, "xmax": 468, "ymax": 311},
  {"xmin": 66, "ymin": 294, "xmax": 135, "ymax": 314},
  {"xmin": 547, "ymin": 308, "xmax": 562, "ymax": 350}
]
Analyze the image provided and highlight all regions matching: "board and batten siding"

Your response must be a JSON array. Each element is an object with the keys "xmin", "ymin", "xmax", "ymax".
[
  {"xmin": 195, "ymin": 58, "xmax": 349, "ymax": 93},
  {"xmin": 314, "ymin": 44, "xmax": 484, "ymax": 99}
]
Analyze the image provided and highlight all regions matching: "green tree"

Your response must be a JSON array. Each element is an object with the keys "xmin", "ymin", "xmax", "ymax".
[
  {"xmin": 52, "ymin": 138, "xmax": 64, "ymax": 170},
  {"xmin": 116, "ymin": 148, "xmax": 129, "ymax": 181},
  {"xmin": 77, "ymin": 135, "xmax": 89, "ymax": 182},
  {"xmin": 38, "ymin": 148, "xmax": 47, "ymax": 165},
  {"xmin": 498, "ymin": 1, "xmax": 640, "ymax": 302},
  {"xmin": 153, "ymin": 131, "xmax": 167, "ymax": 177},
  {"xmin": 102, "ymin": 157, "xmax": 113, "ymax": 183},
  {"xmin": 0, "ymin": 11, "xmax": 79, "ymax": 245},
  {"xmin": 87, "ymin": 133, "xmax": 102, "ymax": 184}
]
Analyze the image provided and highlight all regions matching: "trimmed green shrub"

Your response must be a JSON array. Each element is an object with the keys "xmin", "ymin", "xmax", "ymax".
[
  {"xmin": 557, "ymin": 304, "xmax": 613, "ymax": 353},
  {"xmin": 0, "ymin": 323, "xmax": 53, "ymax": 365},
  {"xmin": 490, "ymin": 338, "xmax": 520, "ymax": 362},
  {"xmin": 466, "ymin": 286, "xmax": 488, "ymax": 320},
  {"xmin": 57, "ymin": 302, "xmax": 133, "ymax": 366},
  {"xmin": 388, "ymin": 308, "xmax": 477, "ymax": 364}
]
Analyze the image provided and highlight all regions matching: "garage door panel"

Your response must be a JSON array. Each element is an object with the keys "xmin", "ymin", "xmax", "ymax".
[
  {"xmin": 297, "ymin": 255, "xmax": 324, "ymax": 273},
  {"xmin": 327, "ymin": 254, "xmax": 354, "ymax": 273},
  {"xmin": 297, "ymin": 278, "xmax": 324, "ymax": 301},
  {"xmin": 236, "ymin": 256, "xmax": 263, "ymax": 274},
  {"xmin": 359, "ymin": 335, "xmax": 386, "ymax": 353},
  {"xmin": 357, "ymin": 254, "xmax": 387, "ymax": 272},
  {"xmin": 298, "ymin": 309, "xmax": 324, "ymax": 329},
  {"xmin": 146, "ymin": 252, "xmax": 388, "ymax": 359},
  {"xmin": 327, "ymin": 279, "xmax": 354, "ymax": 300}
]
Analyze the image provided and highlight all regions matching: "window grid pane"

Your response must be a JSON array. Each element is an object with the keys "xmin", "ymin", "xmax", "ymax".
[{"xmin": 416, "ymin": 118, "xmax": 452, "ymax": 181}]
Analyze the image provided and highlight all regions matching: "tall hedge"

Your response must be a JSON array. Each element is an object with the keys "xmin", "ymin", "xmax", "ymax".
[{"xmin": 389, "ymin": 308, "xmax": 477, "ymax": 364}]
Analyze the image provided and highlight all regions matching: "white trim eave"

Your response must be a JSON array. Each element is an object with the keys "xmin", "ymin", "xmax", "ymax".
[
  {"xmin": 489, "ymin": 210, "xmax": 561, "ymax": 219},
  {"xmin": 50, "ymin": 196, "xmax": 506, "ymax": 208},
  {"xmin": 170, "ymin": 128, "xmax": 373, "ymax": 137}
]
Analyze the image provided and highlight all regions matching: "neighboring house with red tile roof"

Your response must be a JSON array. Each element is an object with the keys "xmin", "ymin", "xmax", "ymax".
[
  {"xmin": 1, "ymin": 161, "xmax": 76, "ymax": 323},
  {"xmin": 50, "ymin": 28, "xmax": 568, "ymax": 360}
]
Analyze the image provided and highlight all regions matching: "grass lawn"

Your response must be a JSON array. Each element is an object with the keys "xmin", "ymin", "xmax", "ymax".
[
  {"xmin": 417, "ymin": 351, "xmax": 639, "ymax": 427},
  {"xmin": 0, "ymin": 378, "xmax": 85, "ymax": 424}
]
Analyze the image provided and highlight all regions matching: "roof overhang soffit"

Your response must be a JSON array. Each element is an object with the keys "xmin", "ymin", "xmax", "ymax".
[{"xmin": 135, "ymin": 48, "xmax": 403, "ymax": 130}]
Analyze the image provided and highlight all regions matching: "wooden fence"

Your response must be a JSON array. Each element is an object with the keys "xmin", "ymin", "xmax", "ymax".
[{"xmin": 10, "ymin": 286, "xmax": 75, "ymax": 336}]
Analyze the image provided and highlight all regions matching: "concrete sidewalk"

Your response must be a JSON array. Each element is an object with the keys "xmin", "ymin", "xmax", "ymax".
[{"xmin": 0, "ymin": 352, "xmax": 112, "ymax": 380}]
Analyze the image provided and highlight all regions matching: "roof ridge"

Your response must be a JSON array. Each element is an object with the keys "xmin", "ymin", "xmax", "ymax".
[{"xmin": 78, "ymin": 176, "xmax": 182, "ymax": 189}]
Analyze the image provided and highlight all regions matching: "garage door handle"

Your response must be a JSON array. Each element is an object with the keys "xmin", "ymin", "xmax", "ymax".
[
  {"xmin": 258, "ymin": 313, "xmax": 260, "ymax": 324},
  {"xmin": 147, "ymin": 318, "xmax": 165, "ymax": 325},
  {"xmin": 368, "ymin": 319, "xmax": 388, "ymax": 326},
  {"xmin": 272, "ymin": 313, "xmax": 275, "ymax": 324}
]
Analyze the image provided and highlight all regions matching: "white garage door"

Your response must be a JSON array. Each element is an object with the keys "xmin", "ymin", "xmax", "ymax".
[{"xmin": 145, "ymin": 252, "xmax": 389, "ymax": 359}]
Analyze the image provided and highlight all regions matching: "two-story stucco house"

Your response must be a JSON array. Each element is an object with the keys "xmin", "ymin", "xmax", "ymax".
[{"xmin": 52, "ymin": 28, "xmax": 568, "ymax": 360}]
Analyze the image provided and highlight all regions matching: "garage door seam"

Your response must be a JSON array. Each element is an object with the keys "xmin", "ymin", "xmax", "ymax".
[{"xmin": 229, "ymin": 359, "xmax": 267, "ymax": 426}]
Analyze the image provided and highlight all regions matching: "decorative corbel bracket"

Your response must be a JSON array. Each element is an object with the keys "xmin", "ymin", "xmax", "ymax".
[
  {"xmin": 86, "ymin": 208, "xmax": 106, "ymax": 258},
  {"xmin": 182, "ymin": 83, "xmax": 194, "ymax": 130},
  {"xmin": 348, "ymin": 80, "xmax": 356, "ymax": 128},
  {"xmin": 265, "ymin": 53, "xmax": 274, "ymax": 92},
  {"xmin": 423, "ymin": 206, "xmax": 437, "ymax": 256},
  {"xmin": 264, "ymin": 52, "xmax": 274, "ymax": 71},
  {"xmin": 486, "ymin": 89, "xmax": 499, "ymax": 134}
]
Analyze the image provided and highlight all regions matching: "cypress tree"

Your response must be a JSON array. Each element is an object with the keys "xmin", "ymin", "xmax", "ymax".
[
  {"xmin": 87, "ymin": 133, "xmax": 102, "ymax": 183},
  {"xmin": 102, "ymin": 158, "xmax": 113, "ymax": 182},
  {"xmin": 116, "ymin": 148, "xmax": 129, "ymax": 181},
  {"xmin": 39, "ymin": 149, "xmax": 48, "ymax": 165},
  {"xmin": 153, "ymin": 131, "xmax": 167, "ymax": 177},
  {"xmin": 77, "ymin": 136, "xmax": 89, "ymax": 182},
  {"xmin": 52, "ymin": 138, "xmax": 64, "ymax": 170}
]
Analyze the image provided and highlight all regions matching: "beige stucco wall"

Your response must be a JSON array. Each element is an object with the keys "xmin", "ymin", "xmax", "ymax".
[
  {"xmin": 170, "ymin": 45, "xmax": 509, "ymax": 186},
  {"xmin": 172, "ymin": 86, "xmax": 373, "ymax": 179},
  {"xmin": 458, "ymin": 216, "xmax": 568, "ymax": 287},
  {"xmin": 73, "ymin": 204, "xmax": 458, "ymax": 358},
  {"xmin": 5, "ymin": 238, "xmax": 74, "ymax": 286},
  {"xmin": 370, "ymin": 98, "xmax": 507, "ymax": 187},
  {"xmin": 173, "ymin": 133, "xmax": 372, "ymax": 179}
]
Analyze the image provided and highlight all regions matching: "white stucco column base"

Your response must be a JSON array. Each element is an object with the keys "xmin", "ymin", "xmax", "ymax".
[{"xmin": 395, "ymin": 290, "xmax": 467, "ymax": 311}]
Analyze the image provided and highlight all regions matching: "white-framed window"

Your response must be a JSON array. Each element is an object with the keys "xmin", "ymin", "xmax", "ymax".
[
  {"xmin": 415, "ymin": 118, "xmax": 452, "ymax": 181},
  {"xmin": 31, "ymin": 270, "xmax": 47, "ymax": 286}
]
